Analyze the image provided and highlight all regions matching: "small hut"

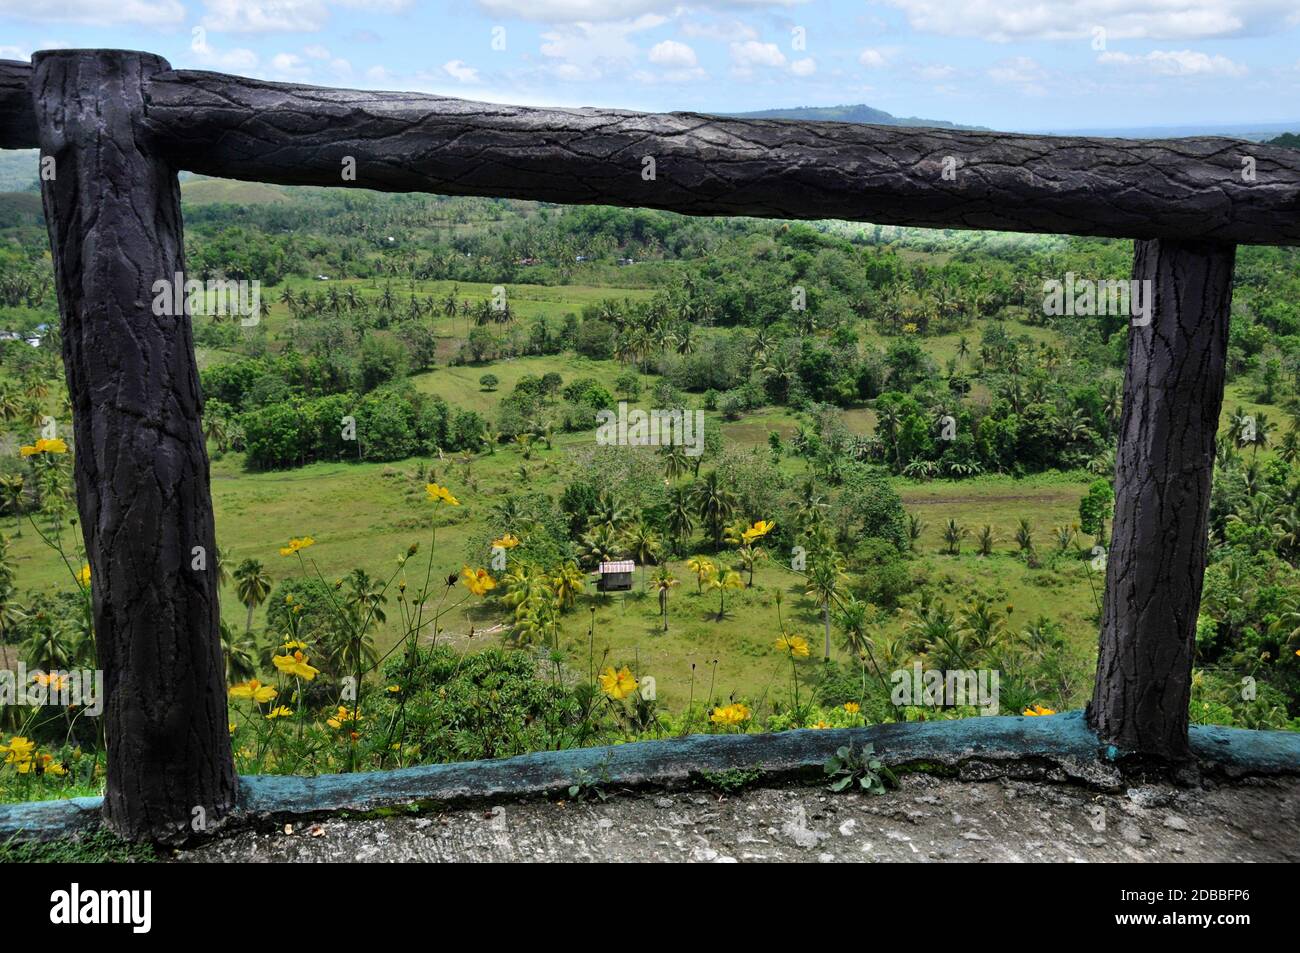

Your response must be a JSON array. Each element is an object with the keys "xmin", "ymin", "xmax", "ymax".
[{"xmin": 596, "ymin": 560, "xmax": 635, "ymax": 592}]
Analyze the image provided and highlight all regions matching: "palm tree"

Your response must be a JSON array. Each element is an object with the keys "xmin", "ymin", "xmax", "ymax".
[
  {"xmin": 942, "ymin": 518, "xmax": 967, "ymax": 556},
  {"xmin": 1014, "ymin": 518, "xmax": 1036, "ymax": 562},
  {"xmin": 203, "ymin": 413, "xmax": 230, "ymax": 453},
  {"xmin": 959, "ymin": 599, "xmax": 1007, "ymax": 660},
  {"xmin": 666, "ymin": 484, "xmax": 695, "ymax": 554},
  {"xmin": 579, "ymin": 524, "xmax": 624, "ymax": 568},
  {"xmin": 906, "ymin": 512, "xmax": 925, "ymax": 551},
  {"xmin": 707, "ymin": 569, "xmax": 743, "ymax": 620},
  {"xmin": 653, "ymin": 566, "xmax": 679, "ymax": 632},
  {"xmin": 805, "ymin": 549, "xmax": 847, "ymax": 660},
  {"xmin": 912, "ymin": 603, "xmax": 977, "ymax": 679},
  {"xmin": 621, "ymin": 519, "xmax": 663, "ymax": 589},
  {"xmin": 22, "ymin": 619, "xmax": 77, "ymax": 672},
  {"xmin": 976, "ymin": 525, "xmax": 996, "ymax": 557},
  {"xmin": 686, "ymin": 555, "xmax": 715, "ymax": 594},
  {"xmin": 551, "ymin": 560, "xmax": 586, "ymax": 611},
  {"xmin": 835, "ymin": 595, "xmax": 872, "ymax": 660},
  {"xmin": 233, "ymin": 558, "xmax": 272, "ymax": 633},
  {"xmin": 213, "ymin": 546, "xmax": 232, "ymax": 591},
  {"xmin": 587, "ymin": 491, "xmax": 628, "ymax": 534},
  {"xmin": 220, "ymin": 619, "xmax": 258, "ymax": 685},
  {"xmin": 691, "ymin": 470, "xmax": 736, "ymax": 551},
  {"xmin": 0, "ymin": 474, "xmax": 24, "ymax": 535},
  {"xmin": 0, "ymin": 382, "xmax": 23, "ymax": 423},
  {"xmin": 1278, "ymin": 427, "xmax": 1300, "ymax": 466},
  {"xmin": 660, "ymin": 444, "xmax": 688, "ymax": 482}
]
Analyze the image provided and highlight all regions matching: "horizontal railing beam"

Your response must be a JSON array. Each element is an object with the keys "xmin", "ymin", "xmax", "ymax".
[{"xmin": 4, "ymin": 51, "xmax": 1300, "ymax": 244}]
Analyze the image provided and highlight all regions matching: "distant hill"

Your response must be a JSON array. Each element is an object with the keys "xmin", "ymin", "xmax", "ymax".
[
  {"xmin": 180, "ymin": 178, "xmax": 289, "ymax": 206},
  {"xmin": 728, "ymin": 104, "xmax": 986, "ymax": 130},
  {"xmin": 0, "ymin": 150, "xmax": 38, "ymax": 192},
  {"xmin": 0, "ymin": 192, "xmax": 42, "ymax": 229},
  {"xmin": 1266, "ymin": 132, "xmax": 1300, "ymax": 149}
]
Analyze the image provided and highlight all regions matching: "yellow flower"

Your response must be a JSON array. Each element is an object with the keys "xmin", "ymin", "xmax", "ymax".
[
  {"xmin": 775, "ymin": 634, "xmax": 811, "ymax": 658},
  {"xmin": 742, "ymin": 519, "xmax": 775, "ymax": 543},
  {"xmin": 843, "ymin": 702, "xmax": 860, "ymax": 714},
  {"xmin": 460, "ymin": 566, "xmax": 497, "ymax": 596},
  {"xmin": 229, "ymin": 723, "xmax": 238, "ymax": 735},
  {"xmin": 31, "ymin": 672, "xmax": 70, "ymax": 691},
  {"xmin": 709, "ymin": 703, "xmax": 751, "ymax": 727},
  {"xmin": 812, "ymin": 720, "xmax": 832, "ymax": 729},
  {"xmin": 281, "ymin": 639, "xmax": 307, "ymax": 651},
  {"xmin": 229, "ymin": 679, "xmax": 278, "ymax": 703},
  {"xmin": 1023, "ymin": 704, "xmax": 1056, "ymax": 717},
  {"xmin": 41, "ymin": 755, "xmax": 67, "ymax": 776},
  {"xmin": 327, "ymin": 706, "xmax": 361, "ymax": 729},
  {"xmin": 386, "ymin": 685, "xmax": 401, "ymax": 694},
  {"xmin": 492, "ymin": 533, "xmax": 521, "ymax": 549},
  {"xmin": 1, "ymin": 736, "xmax": 35, "ymax": 764},
  {"xmin": 598, "ymin": 666, "xmax": 638, "ymax": 700},
  {"xmin": 902, "ymin": 322, "xmax": 918, "ymax": 334},
  {"xmin": 272, "ymin": 651, "xmax": 319, "ymax": 681},
  {"xmin": 265, "ymin": 706, "xmax": 294, "ymax": 720},
  {"xmin": 426, "ymin": 483, "xmax": 460, "ymax": 506},
  {"xmin": 76, "ymin": 564, "xmax": 91, "ymax": 586},
  {"xmin": 19, "ymin": 437, "xmax": 68, "ymax": 457},
  {"xmin": 279, "ymin": 536, "xmax": 316, "ymax": 557}
]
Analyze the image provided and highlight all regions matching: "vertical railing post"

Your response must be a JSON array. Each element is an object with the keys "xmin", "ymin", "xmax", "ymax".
[
  {"xmin": 1088, "ymin": 238, "xmax": 1235, "ymax": 760},
  {"xmin": 32, "ymin": 50, "xmax": 235, "ymax": 841}
]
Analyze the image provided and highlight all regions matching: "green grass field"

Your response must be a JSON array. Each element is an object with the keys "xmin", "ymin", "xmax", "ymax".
[{"xmin": 0, "ymin": 269, "xmax": 1162, "ymax": 716}]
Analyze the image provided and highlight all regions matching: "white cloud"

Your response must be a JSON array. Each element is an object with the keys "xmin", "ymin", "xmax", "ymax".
[
  {"xmin": 269, "ymin": 52, "xmax": 312, "ymax": 79},
  {"xmin": 790, "ymin": 57, "xmax": 816, "ymax": 76},
  {"xmin": 475, "ymin": 0, "xmax": 805, "ymax": 24},
  {"xmin": 680, "ymin": 18, "xmax": 759, "ymax": 41},
  {"xmin": 200, "ymin": 0, "xmax": 410, "ymax": 33},
  {"xmin": 730, "ymin": 40, "xmax": 787, "ymax": 71},
  {"xmin": 648, "ymin": 40, "xmax": 697, "ymax": 68},
  {"xmin": 987, "ymin": 55, "xmax": 1047, "ymax": 95},
  {"xmin": 202, "ymin": 0, "xmax": 331, "ymax": 32},
  {"xmin": 0, "ymin": 45, "xmax": 30, "ymax": 61},
  {"xmin": 858, "ymin": 47, "xmax": 893, "ymax": 69},
  {"xmin": 539, "ymin": 14, "xmax": 664, "ymax": 82},
  {"xmin": 443, "ymin": 59, "xmax": 482, "ymax": 83},
  {"xmin": 632, "ymin": 66, "xmax": 708, "ymax": 84},
  {"xmin": 1098, "ymin": 49, "xmax": 1248, "ymax": 76},
  {"xmin": 0, "ymin": 0, "xmax": 185, "ymax": 26},
  {"xmin": 916, "ymin": 63, "xmax": 956, "ymax": 81},
  {"xmin": 988, "ymin": 55, "xmax": 1043, "ymax": 84},
  {"xmin": 877, "ymin": 0, "xmax": 1295, "ymax": 42}
]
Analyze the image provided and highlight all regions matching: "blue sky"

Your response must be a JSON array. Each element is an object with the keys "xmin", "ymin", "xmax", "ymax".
[{"xmin": 2, "ymin": 1, "xmax": 1299, "ymax": 130}]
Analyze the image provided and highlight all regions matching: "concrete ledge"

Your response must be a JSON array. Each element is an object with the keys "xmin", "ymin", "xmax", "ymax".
[{"xmin": 3, "ymin": 712, "xmax": 1297, "ymax": 843}]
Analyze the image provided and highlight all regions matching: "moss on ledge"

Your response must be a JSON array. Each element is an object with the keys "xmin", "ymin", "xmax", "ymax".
[{"xmin": 2, "ymin": 712, "xmax": 1297, "ymax": 845}]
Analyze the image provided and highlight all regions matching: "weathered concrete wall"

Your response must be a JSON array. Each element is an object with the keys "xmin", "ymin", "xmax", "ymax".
[{"xmin": 179, "ymin": 775, "xmax": 1300, "ymax": 863}]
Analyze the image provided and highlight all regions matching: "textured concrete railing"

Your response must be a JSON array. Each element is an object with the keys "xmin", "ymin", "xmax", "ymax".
[{"xmin": 3, "ymin": 713, "xmax": 1297, "ymax": 843}]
